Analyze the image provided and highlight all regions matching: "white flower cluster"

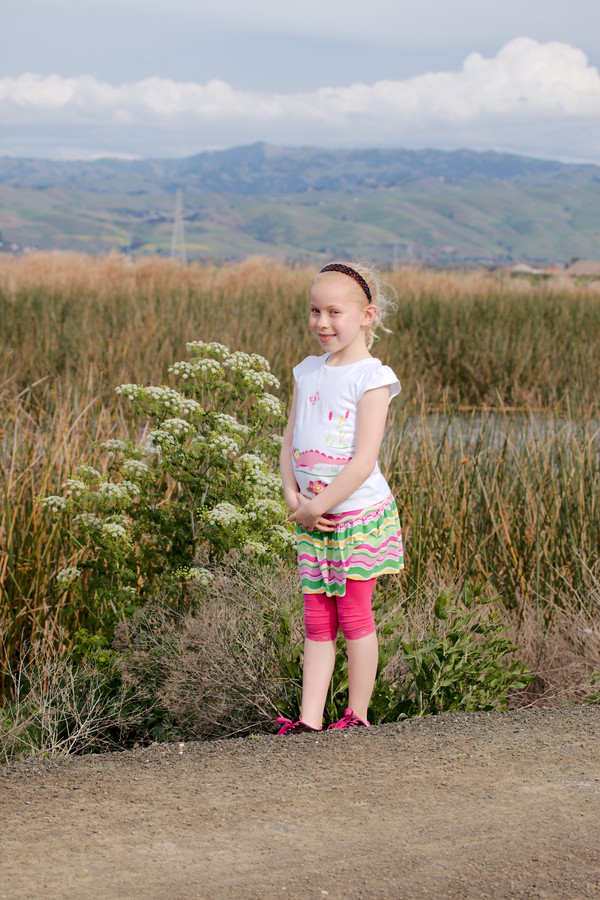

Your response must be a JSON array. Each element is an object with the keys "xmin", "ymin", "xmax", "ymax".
[
  {"xmin": 208, "ymin": 433, "xmax": 240, "ymax": 460},
  {"xmin": 269, "ymin": 524, "xmax": 297, "ymax": 548},
  {"xmin": 170, "ymin": 358, "xmax": 224, "ymax": 380},
  {"xmin": 223, "ymin": 351, "xmax": 255, "ymax": 373},
  {"xmin": 259, "ymin": 369, "xmax": 280, "ymax": 389},
  {"xmin": 115, "ymin": 383, "xmax": 140, "ymax": 401},
  {"xmin": 161, "ymin": 418, "xmax": 195, "ymax": 437},
  {"xmin": 61, "ymin": 478, "xmax": 86, "ymax": 497},
  {"xmin": 145, "ymin": 386, "xmax": 202, "ymax": 417},
  {"xmin": 73, "ymin": 512, "xmax": 103, "ymax": 529},
  {"xmin": 230, "ymin": 351, "xmax": 272, "ymax": 373},
  {"xmin": 256, "ymin": 394, "xmax": 284, "ymax": 417},
  {"xmin": 120, "ymin": 480, "xmax": 141, "ymax": 497},
  {"xmin": 40, "ymin": 495, "xmax": 68, "ymax": 514},
  {"xmin": 194, "ymin": 358, "xmax": 223, "ymax": 376},
  {"xmin": 56, "ymin": 567, "xmax": 81, "ymax": 588},
  {"xmin": 121, "ymin": 459, "xmax": 152, "ymax": 480},
  {"xmin": 213, "ymin": 413, "xmax": 250, "ymax": 436},
  {"xmin": 207, "ymin": 502, "xmax": 247, "ymax": 528},
  {"xmin": 243, "ymin": 541, "xmax": 270, "ymax": 557},
  {"xmin": 117, "ymin": 383, "xmax": 201, "ymax": 418},
  {"xmin": 222, "ymin": 352, "xmax": 280, "ymax": 393},
  {"xmin": 246, "ymin": 369, "xmax": 279, "ymax": 392},
  {"xmin": 186, "ymin": 341, "xmax": 230, "ymax": 359},
  {"xmin": 100, "ymin": 439, "xmax": 132, "ymax": 458},
  {"xmin": 148, "ymin": 418, "xmax": 196, "ymax": 452},
  {"xmin": 175, "ymin": 565, "xmax": 214, "ymax": 586},
  {"xmin": 246, "ymin": 498, "xmax": 288, "ymax": 521},
  {"xmin": 97, "ymin": 481, "xmax": 140, "ymax": 501},
  {"xmin": 240, "ymin": 454, "xmax": 282, "ymax": 494},
  {"xmin": 101, "ymin": 522, "xmax": 129, "ymax": 542},
  {"xmin": 168, "ymin": 361, "xmax": 196, "ymax": 381},
  {"xmin": 120, "ymin": 586, "xmax": 137, "ymax": 596},
  {"xmin": 148, "ymin": 429, "xmax": 176, "ymax": 450}
]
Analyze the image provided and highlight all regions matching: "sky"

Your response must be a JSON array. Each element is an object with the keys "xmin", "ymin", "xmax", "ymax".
[{"xmin": 2, "ymin": 0, "xmax": 600, "ymax": 164}]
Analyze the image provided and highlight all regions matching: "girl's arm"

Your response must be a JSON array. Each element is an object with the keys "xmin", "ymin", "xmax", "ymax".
[
  {"xmin": 289, "ymin": 385, "xmax": 391, "ymax": 532},
  {"xmin": 279, "ymin": 386, "xmax": 301, "ymax": 511}
]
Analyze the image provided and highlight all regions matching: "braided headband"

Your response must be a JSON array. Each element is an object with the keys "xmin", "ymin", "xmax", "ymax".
[{"xmin": 319, "ymin": 263, "xmax": 372, "ymax": 301}]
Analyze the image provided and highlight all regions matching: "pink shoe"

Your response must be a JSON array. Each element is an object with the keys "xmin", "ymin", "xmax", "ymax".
[
  {"xmin": 327, "ymin": 708, "xmax": 370, "ymax": 729},
  {"xmin": 276, "ymin": 716, "xmax": 322, "ymax": 735}
]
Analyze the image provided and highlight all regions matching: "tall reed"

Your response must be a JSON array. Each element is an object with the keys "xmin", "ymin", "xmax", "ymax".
[
  {"xmin": 2, "ymin": 253, "xmax": 600, "ymax": 410},
  {"xmin": 384, "ymin": 407, "xmax": 600, "ymax": 613},
  {"xmin": 0, "ymin": 376, "xmax": 132, "ymax": 695},
  {"xmin": 2, "ymin": 253, "xmax": 599, "ymax": 698}
]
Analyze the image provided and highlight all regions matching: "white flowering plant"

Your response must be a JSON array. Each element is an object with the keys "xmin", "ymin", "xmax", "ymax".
[{"xmin": 43, "ymin": 342, "xmax": 293, "ymax": 620}]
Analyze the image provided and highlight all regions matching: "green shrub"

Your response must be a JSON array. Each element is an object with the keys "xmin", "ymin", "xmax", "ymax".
[
  {"xmin": 375, "ymin": 582, "xmax": 534, "ymax": 720},
  {"xmin": 40, "ymin": 341, "xmax": 293, "ymax": 635}
]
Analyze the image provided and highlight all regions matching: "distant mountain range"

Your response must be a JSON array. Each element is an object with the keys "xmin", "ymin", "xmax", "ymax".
[{"xmin": 1, "ymin": 143, "xmax": 599, "ymax": 264}]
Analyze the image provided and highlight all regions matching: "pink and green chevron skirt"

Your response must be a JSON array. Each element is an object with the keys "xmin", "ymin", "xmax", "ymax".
[{"xmin": 296, "ymin": 493, "xmax": 404, "ymax": 597}]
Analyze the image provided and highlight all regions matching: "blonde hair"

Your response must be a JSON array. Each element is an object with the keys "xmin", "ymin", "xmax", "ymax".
[{"xmin": 313, "ymin": 260, "xmax": 397, "ymax": 350}]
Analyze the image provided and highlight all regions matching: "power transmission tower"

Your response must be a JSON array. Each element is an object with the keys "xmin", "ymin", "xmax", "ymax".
[{"xmin": 170, "ymin": 189, "xmax": 187, "ymax": 266}]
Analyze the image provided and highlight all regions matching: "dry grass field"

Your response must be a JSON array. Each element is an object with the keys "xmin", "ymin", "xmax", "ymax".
[{"xmin": 1, "ymin": 253, "xmax": 599, "ymax": 710}]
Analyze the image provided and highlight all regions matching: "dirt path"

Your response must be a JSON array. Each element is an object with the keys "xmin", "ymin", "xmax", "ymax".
[{"xmin": 1, "ymin": 706, "xmax": 599, "ymax": 900}]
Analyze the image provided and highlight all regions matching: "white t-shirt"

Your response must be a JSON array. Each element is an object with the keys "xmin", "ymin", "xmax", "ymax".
[{"xmin": 291, "ymin": 354, "xmax": 401, "ymax": 514}]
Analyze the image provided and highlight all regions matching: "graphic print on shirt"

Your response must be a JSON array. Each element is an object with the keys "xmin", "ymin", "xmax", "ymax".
[
  {"xmin": 291, "ymin": 354, "xmax": 401, "ymax": 514},
  {"xmin": 324, "ymin": 408, "xmax": 351, "ymax": 448},
  {"xmin": 293, "ymin": 403, "xmax": 353, "ymax": 495}
]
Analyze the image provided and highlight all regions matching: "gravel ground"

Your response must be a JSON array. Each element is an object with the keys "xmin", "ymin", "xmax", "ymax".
[{"xmin": 1, "ymin": 705, "xmax": 599, "ymax": 900}]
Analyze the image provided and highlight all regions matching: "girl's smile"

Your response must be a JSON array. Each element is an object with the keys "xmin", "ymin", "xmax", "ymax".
[{"xmin": 309, "ymin": 274, "xmax": 376, "ymax": 365}]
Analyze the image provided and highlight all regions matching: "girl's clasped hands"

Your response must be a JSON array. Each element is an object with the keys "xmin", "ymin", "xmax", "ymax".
[{"xmin": 288, "ymin": 492, "xmax": 335, "ymax": 533}]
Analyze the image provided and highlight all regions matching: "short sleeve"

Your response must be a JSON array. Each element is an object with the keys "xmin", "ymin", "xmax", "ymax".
[
  {"xmin": 293, "ymin": 355, "xmax": 326, "ymax": 384},
  {"xmin": 356, "ymin": 362, "xmax": 401, "ymax": 404}
]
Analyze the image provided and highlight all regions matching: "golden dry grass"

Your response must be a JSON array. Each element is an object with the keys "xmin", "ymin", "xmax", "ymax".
[
  {"xmin": 1, "ymin": 253, "xmax": 599, "ymax": 699},
  {"xmin": 2, "ymin": 252, "xmax": 600, "ymax": 407}
]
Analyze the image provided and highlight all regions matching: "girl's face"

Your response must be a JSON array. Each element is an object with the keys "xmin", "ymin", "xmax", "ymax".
[{"xmin": 309, "ymin": 274, "xmax": 376, "ymax": 363}]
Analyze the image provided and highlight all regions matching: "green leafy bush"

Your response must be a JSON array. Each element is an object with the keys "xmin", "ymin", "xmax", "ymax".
[
  {"xmin": 375, "ymin": 582, "xmax": 534, "ymax": 720},
  {"xmin": 41, "ymin": 341, "xmax": 293, "ymax": 632}
]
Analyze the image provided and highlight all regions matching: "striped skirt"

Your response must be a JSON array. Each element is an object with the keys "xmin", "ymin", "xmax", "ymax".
[{"xmin": 296, "ymin": 493, "xmax": 404, "ymax": 597}]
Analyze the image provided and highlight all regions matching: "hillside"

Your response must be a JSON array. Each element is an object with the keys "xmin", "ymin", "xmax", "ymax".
[{"xmin": 1, "ymin": 143, "xmax": 599, "ymax": 264}]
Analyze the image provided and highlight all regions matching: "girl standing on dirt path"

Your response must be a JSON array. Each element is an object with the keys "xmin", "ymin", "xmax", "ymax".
[{"xmin": 277, "ymin": 261, "xmax": 404, "ymax": 735}]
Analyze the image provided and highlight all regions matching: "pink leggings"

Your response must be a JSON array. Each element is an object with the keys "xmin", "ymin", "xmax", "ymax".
[{"xmin": 304, "ymin": 578, "xmax": 376, "ymax": 642}]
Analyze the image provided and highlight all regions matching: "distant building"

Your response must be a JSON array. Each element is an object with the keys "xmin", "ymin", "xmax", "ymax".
[
  {"xmin": 564, "ymin": 259, "xmax": 600, "ymax": 277},
  {"xmin": 510, "ymin": 263, "xmax": 544, "ymax": 275}
]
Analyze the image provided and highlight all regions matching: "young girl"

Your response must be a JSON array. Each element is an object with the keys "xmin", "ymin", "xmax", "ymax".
[{"xmin": 277, "ymin": 261, "xmax": 403, "ymax": 734}]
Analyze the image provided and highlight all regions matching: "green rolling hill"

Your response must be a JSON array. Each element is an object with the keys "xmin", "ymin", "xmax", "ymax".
[{"xmin": 1, "ymin": 143, "xmax": 599, "ymax": 264}]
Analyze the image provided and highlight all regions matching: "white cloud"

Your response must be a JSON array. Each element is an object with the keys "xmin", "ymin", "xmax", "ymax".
[{"xmin": 1, "ymin": 38, "xmax": 599, "ymax": 162}]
